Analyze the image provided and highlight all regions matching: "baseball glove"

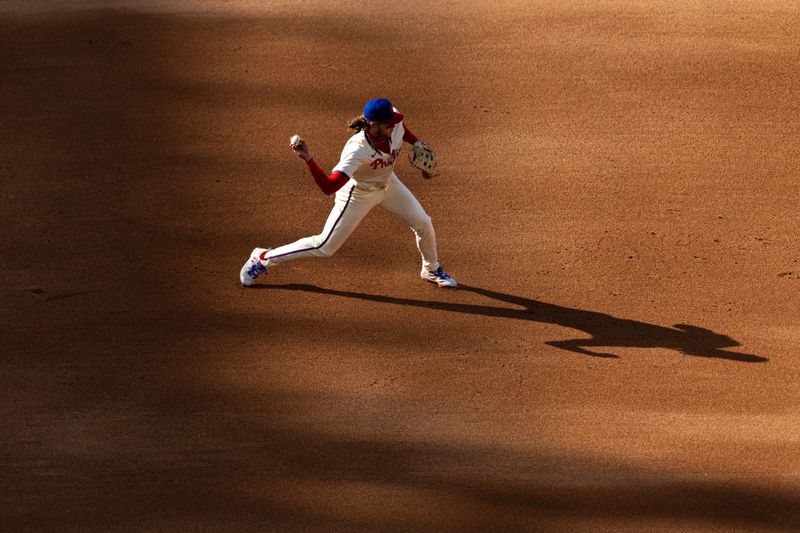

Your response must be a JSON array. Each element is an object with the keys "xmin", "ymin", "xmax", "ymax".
[{"xmin": 409, "ymin": 141, "xmax": 437, "ymax": 179}]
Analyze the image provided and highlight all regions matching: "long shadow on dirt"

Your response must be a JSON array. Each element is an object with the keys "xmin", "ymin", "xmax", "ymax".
[{"xmin": 261, "ymin": 284, "xmax": 766, "ymax": 363}]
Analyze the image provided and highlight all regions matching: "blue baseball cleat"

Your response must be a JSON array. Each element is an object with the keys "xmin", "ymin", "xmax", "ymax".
[
  {"xmin": 421, "ymin": 265, "xmax": 457, "ymax": 288},
  {"xmin": 239, "ymin": 247, "xmax": 270, "ymax": 287}
]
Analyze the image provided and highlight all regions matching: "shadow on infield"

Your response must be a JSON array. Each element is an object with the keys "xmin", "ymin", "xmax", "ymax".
[{"xmin": 261, "ymin": 283, "xmax": 767, "ymax": 363}]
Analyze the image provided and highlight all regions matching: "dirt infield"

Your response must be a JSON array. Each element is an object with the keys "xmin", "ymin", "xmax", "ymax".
[{"xmin": 2, "ymin": 1, "xmax": 799, "ymax": 530}]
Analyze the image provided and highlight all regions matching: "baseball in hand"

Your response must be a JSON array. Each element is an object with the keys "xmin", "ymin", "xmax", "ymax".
[{"xmin": 290, "ymin": 134, "xmax": 302, "ymax": 147}]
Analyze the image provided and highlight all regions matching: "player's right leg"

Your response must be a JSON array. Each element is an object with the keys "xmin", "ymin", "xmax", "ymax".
[
  {"xmin": 239, "ymin": 184, "xmax": 377, "ymax": 286},
  {"xmin": 239, "ymin": 247, "xmax": 271, "ymax": 286},
  {"xmin": 267, "ymin": 184, "xmax": 377, "ymax": 264}
]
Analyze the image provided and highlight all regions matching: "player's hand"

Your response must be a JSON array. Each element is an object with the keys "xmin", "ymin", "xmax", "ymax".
[
  {"xmin": 290, "ymin": 135, "xmax": 312, "ymax": 162},
  {"xmin": 409, "ymin": 140, "xmax": 436, "ymax": 178}
]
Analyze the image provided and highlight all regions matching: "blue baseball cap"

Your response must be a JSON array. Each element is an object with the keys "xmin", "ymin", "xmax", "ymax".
[{"xmin": 363, "ymin": 98, "xmax": 404, "ymax": 124}]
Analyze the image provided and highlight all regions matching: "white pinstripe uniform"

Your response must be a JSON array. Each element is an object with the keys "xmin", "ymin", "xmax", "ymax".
[{"xmin": 265, "ymin": 110, "xmax": 440, "ymax": 272}]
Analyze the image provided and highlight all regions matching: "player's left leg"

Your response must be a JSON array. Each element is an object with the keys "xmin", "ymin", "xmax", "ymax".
[
  {"xmin": 379, "ymin": 174, "xmax": 437, "ymax": 270},
  {"xmin": 379, "ymin": 174, "xmax": 456, "ymax": 288}
]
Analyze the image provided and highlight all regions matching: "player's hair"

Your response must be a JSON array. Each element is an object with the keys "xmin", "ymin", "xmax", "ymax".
[{"xmin": 347, "ymin": 115, "xmax": 371, "ymax": 133}]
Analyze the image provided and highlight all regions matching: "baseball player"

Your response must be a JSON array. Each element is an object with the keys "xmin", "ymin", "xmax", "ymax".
[{"xmin": 239, "ymin": 97, "xmax": 457, "ymax": 288}]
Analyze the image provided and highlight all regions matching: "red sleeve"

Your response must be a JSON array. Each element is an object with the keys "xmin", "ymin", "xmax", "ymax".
[
  {"xmin": 305, "ymin": 158, "xmax": 349, "ymax": 195},
  {"xmin": 403, "ymin": 124, "xmax": 420, "ymax": 145}
]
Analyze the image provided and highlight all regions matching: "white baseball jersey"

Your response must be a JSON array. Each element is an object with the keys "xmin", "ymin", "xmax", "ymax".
[
  {"xmin": 332, "ymin": 112, "xmax": 406, "ymax": 191},
  {"xmin": 259, "ymin": 106, "xmax": 443, "ymax": 274}
]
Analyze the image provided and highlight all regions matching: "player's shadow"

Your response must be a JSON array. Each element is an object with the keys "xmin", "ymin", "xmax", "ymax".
[{"xmin": 262, "ymin": 283, "xmax": 766, "ymax": 363}]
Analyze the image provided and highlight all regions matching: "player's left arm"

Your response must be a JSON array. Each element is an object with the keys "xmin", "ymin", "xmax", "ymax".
[
  {"xmin": 403, "ymin": 123, "xmax": 433, "ymax": 156},
  {"xmin": 402, "ymin": 124, "xmax": 421, "ymax": 145},
  {"xmin": 402, "ymin": 123, "xmax": 437, "ymax": 179}
]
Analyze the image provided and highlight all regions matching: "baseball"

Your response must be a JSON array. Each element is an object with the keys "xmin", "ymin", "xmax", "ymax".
[{"xmin": 290, "ymin": 134, "xmax": 302, "ymax": 147}]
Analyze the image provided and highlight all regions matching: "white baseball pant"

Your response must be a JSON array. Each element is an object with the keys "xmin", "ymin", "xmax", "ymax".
[{"xmin": 264, "ymin": 174, "xmax": 440, "ymax": 271}]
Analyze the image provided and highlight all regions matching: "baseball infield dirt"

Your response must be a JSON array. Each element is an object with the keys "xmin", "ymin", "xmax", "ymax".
[{"xmin": 2, "ymin": 1, "xmax": 799, "ymax": 531}]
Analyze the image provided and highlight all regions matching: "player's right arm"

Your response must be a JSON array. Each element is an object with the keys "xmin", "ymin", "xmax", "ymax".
[{"xmin": 291, "ymin": 138, "xmax": 350, "ymax": 195}]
